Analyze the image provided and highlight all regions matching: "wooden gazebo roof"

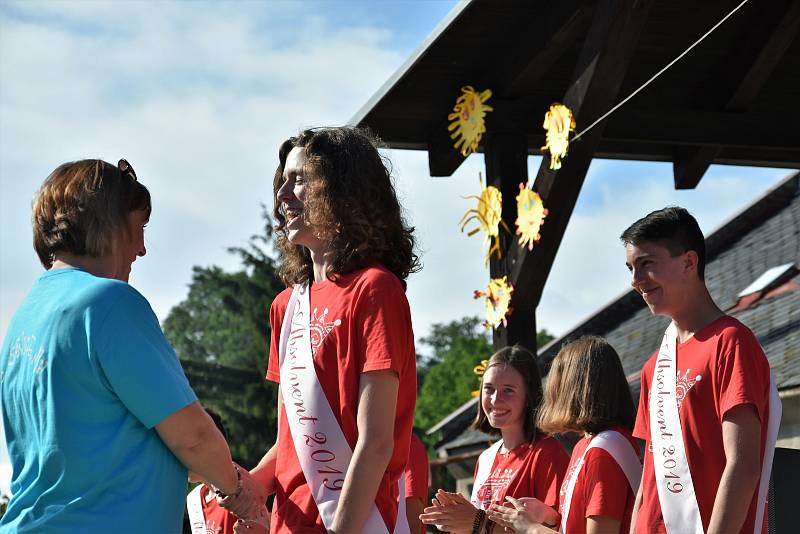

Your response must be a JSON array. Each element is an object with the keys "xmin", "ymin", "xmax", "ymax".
[
  {"xmin": 353, "ymin": 0, "xmax": 800, "ymax": 183},
  {"xmin": 352, "ymin": 0, "xmax": 800, "ymax": 352}
]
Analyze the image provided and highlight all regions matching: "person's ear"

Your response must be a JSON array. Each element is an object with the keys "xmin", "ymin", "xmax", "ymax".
[{"xmin": 683, "ymin": 250, "xmax": 699, "ymax": 276}]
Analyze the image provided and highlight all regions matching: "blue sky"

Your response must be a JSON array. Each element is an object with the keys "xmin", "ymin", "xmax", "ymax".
[{"xmin": 0, "ymin": 0, "xmax": 790, "ymax": 495}]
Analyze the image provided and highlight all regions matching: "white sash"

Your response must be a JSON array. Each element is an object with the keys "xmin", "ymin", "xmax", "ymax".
[
  {"xmin": 753, "ymin": 375, "xmax": 781, "ymax": 534},
  {"xmin": 650, "ymin": 322, "xmax": 705, "ymax": 533},
  {"xmin": 650, "ymin": 322, "xmax": 782, "ymax": 534},
  {"xmin": 186, "ymin": 485, "xmax": 208, "ymax": 534},
  {"xmin": 470, "ymin": 440, "xmax": 504, "ymax": 509},
  {"xmin": 278, "ymin": 283, "xmax": 409, "ymax": 534},
  {"xmin": 558, "ymin": 430, "xmax": 641, "ymax": 534}
]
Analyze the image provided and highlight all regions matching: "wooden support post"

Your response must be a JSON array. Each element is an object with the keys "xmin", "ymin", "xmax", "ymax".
[
  {"xmin": 506, "ymin": 0, "xmax": 653, "ymax": 314},
  {"xmin": 482, "ymin": 114, "xmax": 535, "ymax": 352}
]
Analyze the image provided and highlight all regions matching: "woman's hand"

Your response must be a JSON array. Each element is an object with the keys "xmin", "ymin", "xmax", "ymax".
[
  {"xmin": 487, "ymin": 496, "xmax": 558, "ymax": 534},
  {"xmin": 218, "ymin": 465, "xmax": 268, "ymax": 519},
  {"xmin": 232, "ymin": 504, "xmax": 270, "ymax": 533},
  {"xmin": 420, "ymin": 490, "xmax": 479, "ymax": 534}
]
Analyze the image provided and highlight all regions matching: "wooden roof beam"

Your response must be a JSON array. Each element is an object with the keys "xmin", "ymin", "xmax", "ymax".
[
  {"xmin": 606, "ymin": 109, "xmax": 800, "ymax": 150},
  {"xmin": 505, "ymin": 0, "xmax": 654, "ymax": 310},
  {"xmin": 673, "ymin": 0, "xmax": 800, "ymax": 190}
]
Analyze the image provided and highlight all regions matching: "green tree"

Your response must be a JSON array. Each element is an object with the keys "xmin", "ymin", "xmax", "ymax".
[
  {"xmin": 537, "ymin": 328, "xmax": 555, "ymax": 349},
  {"xmin": 414, "ymin": 317, "xmax": 491, "ymax": 432},
  {"xmin": 163, "ymin": 208, "xmax": 283, "ymax": 467}
]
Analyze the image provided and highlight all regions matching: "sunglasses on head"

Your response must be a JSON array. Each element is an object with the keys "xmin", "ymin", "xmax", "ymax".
[{"xmin": 118, "ymin": 159, "xmax": 138, "ymax": 181}]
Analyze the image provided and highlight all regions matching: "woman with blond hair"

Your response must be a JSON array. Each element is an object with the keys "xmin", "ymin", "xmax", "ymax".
[
  {"xmin": 0, "ymin": 159, "xmax": 262, "ymax": 532},
  {"xmin": 487, "ymin": 336, "xmax": 641, "ymax": 534},
  {"xmin": 420, "ymin": 345, "xmax": 569, "ymax": 534}
]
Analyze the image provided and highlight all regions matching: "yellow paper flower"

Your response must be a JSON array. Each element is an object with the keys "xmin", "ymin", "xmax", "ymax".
[
  {"xmin": 541, "ymin": 103, "xmax": 575, "ymax": 170},
  {"xmin": 471, "ymin": 359, "xmax": 489, "ymax": 397},
  {"xmin": 460, "ymin": 175, "xmax": 510, "ymax": 265},
  {"xmin": 515, "ymin": 184, "xmax": 548, "ymax": 251},
  {"xmin": 473, "ymin": 276, "xmax": 514, "ymax": 329},
  {"xmin": 448, "ymin": 86, "xmax": 493, "ymax": 157}
]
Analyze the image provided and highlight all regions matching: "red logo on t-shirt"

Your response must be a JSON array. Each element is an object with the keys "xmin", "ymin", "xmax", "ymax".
[
  {"xmin": 676, "ymin": 368, "xmax": 702, "ymax": 410},
  {"xmin": 477, "ymin": 467, "xmax": 518, "ymax": 506},
  {"xmin": 309, "ymin": 307, "xmax": 341, "ymax": 355}
]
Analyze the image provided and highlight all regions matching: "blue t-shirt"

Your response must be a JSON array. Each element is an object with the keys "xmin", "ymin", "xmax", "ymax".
[{"xmin": 0, "ymin": 268, "xmax": 197, "ymax": 533}]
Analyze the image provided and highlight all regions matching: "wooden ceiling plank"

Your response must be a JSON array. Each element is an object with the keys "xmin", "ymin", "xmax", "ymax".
[{"xmin": 500, "ymin": 3, "xmax": 593, "ymax": 97}]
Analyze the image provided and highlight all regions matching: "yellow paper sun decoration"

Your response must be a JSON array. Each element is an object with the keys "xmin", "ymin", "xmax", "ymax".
[
  {"xmin": 541, "ymin": 103, "xmax": 575, "ymax": 170},
  {"xmin": 471, "ymin": 359, "xmax": 489, "ymax": 397},
  {"xmin": 515, "ymin": 184, "xmax": 548, "ymax": 251},
  {"xmin": 448, "ymin": 86, "xmax": 493, "ymax": 157},
  {"xmin": 460, "ymin": 174, "xmax": 510, "ymax": 265},
  {"xmin": 473, "ymin": 276, "xmax": 514, "ymax": 329}
]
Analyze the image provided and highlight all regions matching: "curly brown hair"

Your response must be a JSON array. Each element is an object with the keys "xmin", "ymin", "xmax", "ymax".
[
  {"xmin": 272, "ymin": 127, "xmax": 420, "ymax": 288},
  {"xmin": 32, "ymin": 159, "xmax": 151, "ymax": 269}
]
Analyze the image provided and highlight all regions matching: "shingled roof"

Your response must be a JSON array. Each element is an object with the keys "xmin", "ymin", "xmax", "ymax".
[{"xmin": 538, "ymin": 172, "xmax": 800, "ymax": 391}]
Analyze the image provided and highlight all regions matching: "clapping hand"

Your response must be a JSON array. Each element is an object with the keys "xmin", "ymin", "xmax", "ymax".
[
  {"xmin": 486, "ymin": 496, "xmax": 559, "ymax": 534},
  {"xmin": 419, "ymin": 489, "xmax": 480, "ymax": 534}
]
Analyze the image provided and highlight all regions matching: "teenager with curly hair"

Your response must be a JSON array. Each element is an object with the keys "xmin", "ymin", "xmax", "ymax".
[{"xmin": 239, "ymin": 127, "xmax": 420, "ymax": 534}]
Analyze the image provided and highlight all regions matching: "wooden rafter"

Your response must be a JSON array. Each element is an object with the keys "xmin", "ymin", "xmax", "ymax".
[
  {"xmin": 504, "ymin": 0, "xmax": 654, "ymax": 321},
  {"xmin": 605, "ymin": 109, "xmax": 800, "ymax": 150},
  {"xmin": 673, "ymin": 0, "xmax": 800, "ymax": 189}
]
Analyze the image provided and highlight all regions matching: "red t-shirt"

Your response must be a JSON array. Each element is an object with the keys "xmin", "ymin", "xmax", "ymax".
[
  {"xmin": 405, "ymin": 434, "xmax": 429, "ymax": 500},
  {"xmin": 404, "ymin": 434, "xmax": 429, "ymax": 534},
  {"xmin": 559, "ymin": 427, "xmax": 639, "ymax": 534},
  {"xmin": 633, "ymin": 316, "xmax": 771, "ymax": 534},
  {"xmin": 266, "ymin": 265, "xmax": 417, "ymax": 533},
  {"xmin": 190, "ymin": 485, "xmax": 236, "ymax": 534},
  {"xmin": 473, "ymin": 435, "xmax": 569, "ymax": 510}
]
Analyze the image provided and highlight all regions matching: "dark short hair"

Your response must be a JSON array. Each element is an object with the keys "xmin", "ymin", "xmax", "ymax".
[
  {"xmin": 204, "ymin": 408, "xmax": 228, "ymax": 441},
  {"xmin": 471, "ymin": 345, "xmax": 543, "ymax": 443},
  {"xmin": 537, "ymin": 336, "xmax": 635, "ymax": 435},
  {"xmin": 32, "ymin": 159, "xmax": 151, "ymax": 269},
  {"xmin": 620, "ymin": 206, "xmax": 706, "ymax": 280},
  {"xmin": 272, "ymin": 127, "xmax": 420, "ymax": 289}
]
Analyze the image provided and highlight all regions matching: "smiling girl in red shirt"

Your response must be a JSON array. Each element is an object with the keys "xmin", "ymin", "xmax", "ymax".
[{"xmin": 420, "ymin": 345, "xmax": 569, "ymax": 534}]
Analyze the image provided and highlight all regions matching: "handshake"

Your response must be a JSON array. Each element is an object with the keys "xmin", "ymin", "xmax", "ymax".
[{"xmin": 204, "ymin": 463, "xmax": 271, "ymax": 533}]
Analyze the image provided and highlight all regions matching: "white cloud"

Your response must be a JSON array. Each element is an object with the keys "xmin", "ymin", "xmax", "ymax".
[{"xmin": 1, "ymin": 0, "xmax": 406, "ymax": 336}]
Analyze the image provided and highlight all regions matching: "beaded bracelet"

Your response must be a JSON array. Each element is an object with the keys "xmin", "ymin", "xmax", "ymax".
[
  {"xmin": 471, "ymin": 509, "xmax": 486, "ymax": 534},
  {"xmin": 214, "ymin": 463, "xmax": 243, "ymax": 500}
]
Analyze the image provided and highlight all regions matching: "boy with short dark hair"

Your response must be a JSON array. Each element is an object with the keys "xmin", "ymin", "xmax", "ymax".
[{"xmin": 621, "ymin": 207, "xmax": 780, "ymax": 534}]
